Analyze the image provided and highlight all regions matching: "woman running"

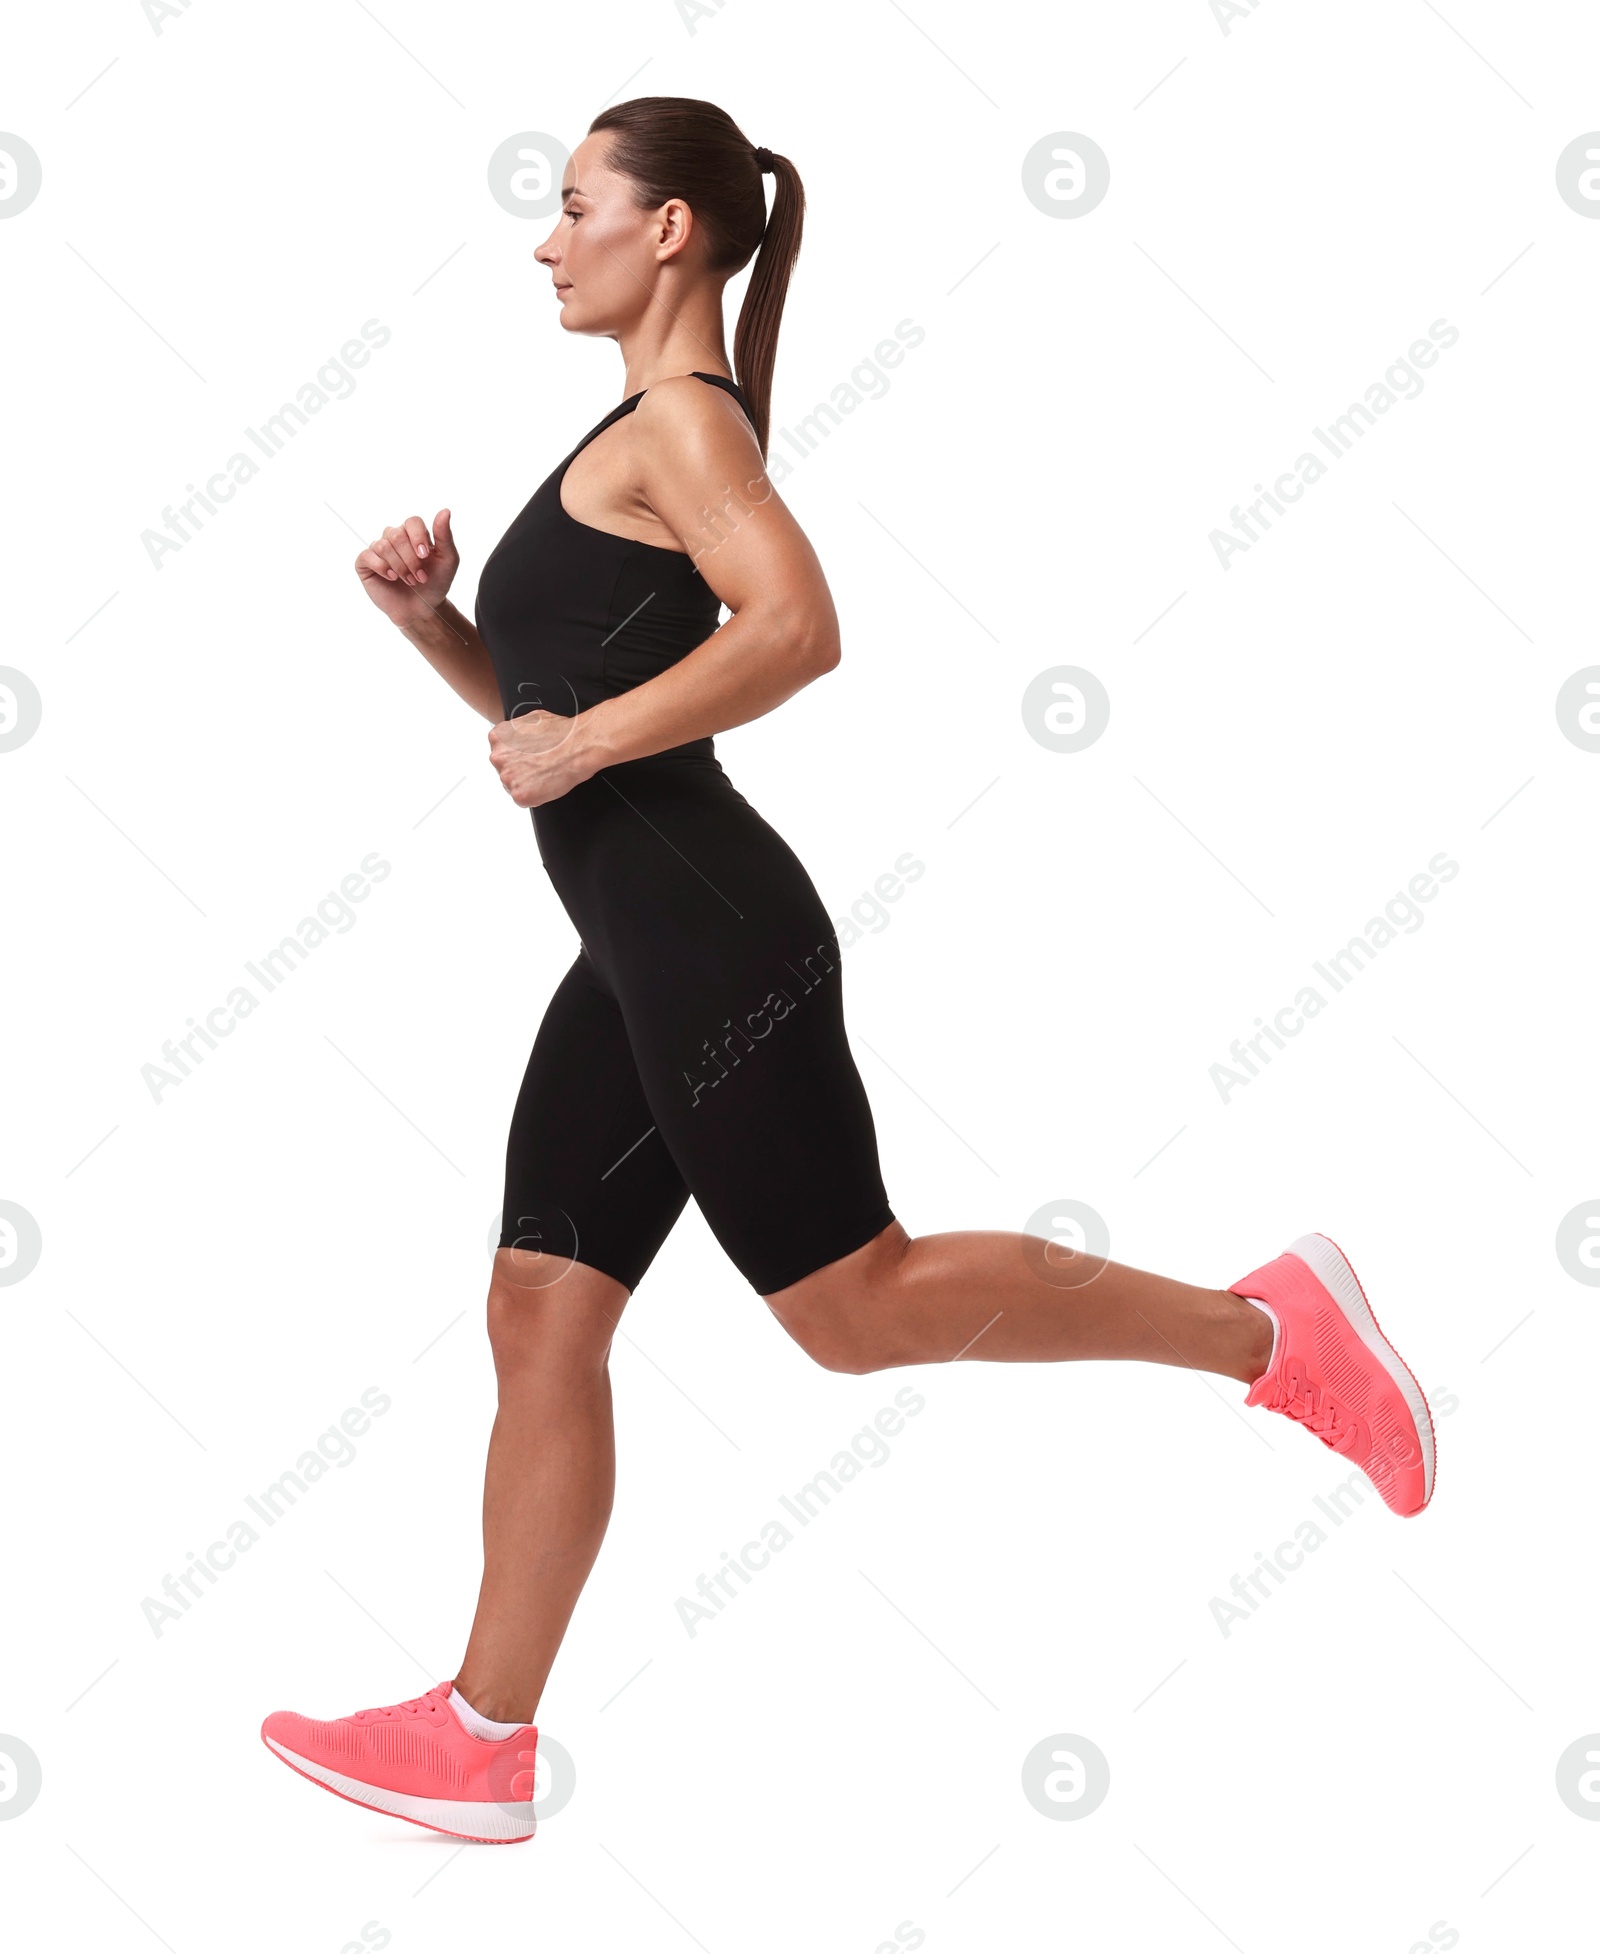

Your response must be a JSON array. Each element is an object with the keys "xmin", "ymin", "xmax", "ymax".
[{"xmin": 261, "ymin": 96, "xmax": 1435, "ymax": 1844}]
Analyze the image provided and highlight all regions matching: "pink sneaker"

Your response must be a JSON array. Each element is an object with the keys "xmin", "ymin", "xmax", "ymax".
[
  {"xmin": 1231, "ymin": 1233, "xmax": 1435, "ymax": 1518},
  {"xmin": 261, "ymin": 1681, "xmax": 538, "ymax": 1842}
]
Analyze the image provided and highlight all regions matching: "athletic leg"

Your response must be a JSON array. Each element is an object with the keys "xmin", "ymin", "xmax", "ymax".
[
  {"xmin": 557, "ymin": 785, "xmax": 1430, "ymax": 1517},
  {"xmin": 457, "ymin": 949, "xmax": 691, "ymax": 1720},
  {"xmin": 763, "ymin": 1221, "xmax": 1272, "ymax": 1383},
  {"xmin": 453, "ymin": 1248, "xmax": 630, "ymax": 1723},
  {"xmin": 763, "ymin": 1223, "xmax": 1435, "ymax": 1517}
]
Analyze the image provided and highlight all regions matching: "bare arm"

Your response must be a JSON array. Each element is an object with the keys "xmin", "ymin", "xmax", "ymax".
[
  {"xmin": 355, "ymin": 509, "xmax": 502, "ymax": 723},
  {"xmin": 487, "ymin": 379, "xmax": 839, "ymax": 808},
  {"xmin": 396, "ymin": 599, "xmax": 501, "ymax": 724}
]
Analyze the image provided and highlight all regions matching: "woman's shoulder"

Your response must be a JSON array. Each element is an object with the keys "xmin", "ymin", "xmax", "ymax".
[{"xmin": 633, "ymin": 373, "xmax": 752, "ymax": 453}]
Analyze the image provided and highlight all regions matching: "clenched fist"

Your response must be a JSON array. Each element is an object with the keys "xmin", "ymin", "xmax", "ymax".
[{"xmin": 488, "ymin": 709, "xmax": 601, "ymax": 809}]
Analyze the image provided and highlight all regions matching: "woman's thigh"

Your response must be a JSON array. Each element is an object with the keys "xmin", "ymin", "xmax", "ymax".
[
  {"xmin": 500, "ymin": 950, "xmax": 691, "ymax": 1293},
  {"xmin": 613, "ymin": 920, "xmax": 897, "ymax": 1295}
]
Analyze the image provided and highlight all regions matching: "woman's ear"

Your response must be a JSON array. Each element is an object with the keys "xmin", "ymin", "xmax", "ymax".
[{"xmin": 655, "ymin": 198, "xmax": 695, "ymax": 262}]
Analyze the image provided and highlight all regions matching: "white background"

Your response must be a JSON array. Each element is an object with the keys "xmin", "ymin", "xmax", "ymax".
[{"xmin": 4, "ymin": 0, "xmax": 1598, "ymax": 1947}]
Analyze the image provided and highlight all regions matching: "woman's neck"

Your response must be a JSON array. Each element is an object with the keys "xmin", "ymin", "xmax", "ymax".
[{"xmin": 619, "ymin": 278, "xmax": 732, "ymax": 397}]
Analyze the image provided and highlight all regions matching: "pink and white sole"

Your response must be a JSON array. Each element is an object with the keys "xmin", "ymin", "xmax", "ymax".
[{"xmin": 262, "ymin": 1734, "xmax": 537, "ymax": 1843}]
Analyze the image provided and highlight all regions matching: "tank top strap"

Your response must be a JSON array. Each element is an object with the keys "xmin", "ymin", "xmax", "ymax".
[
  {"xmin": 689, "ymin": 370, "xmax": 755, "ymax": 434},
  {"xmin": 567, "ymin": 372, "xmax": 752, "ymax": 466},
  {"xmin": 688, "ymin": 371, "xmax": 747, "ymax": 405},
  {"xmin": 566, "ymin": 393, "xmax": 646, "ymax": 465}
]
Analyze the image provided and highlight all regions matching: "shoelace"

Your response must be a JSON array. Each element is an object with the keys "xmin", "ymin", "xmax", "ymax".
[
  {"xmin": 351, "ymin": 1684, "xmax": 447, "ymax": 1724},
  {"xmin": 1262, "ymin": 1372, "xmax": 1361, "ymax": 1453}
]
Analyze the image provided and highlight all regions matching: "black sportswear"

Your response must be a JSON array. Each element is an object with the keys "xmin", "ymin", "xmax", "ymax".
[{"xmin": 474, "ymin": 373, "xmax": 894, "ymax": 1293}]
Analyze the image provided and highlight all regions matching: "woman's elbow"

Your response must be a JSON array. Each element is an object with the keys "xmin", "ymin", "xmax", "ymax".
[
  {"xmin": 791, "ymin": 612, "xmax": 841, "ymax": 678},
  {"xmin": 757, "ymin": 596, "xmax": 839, "ymax": 680}
]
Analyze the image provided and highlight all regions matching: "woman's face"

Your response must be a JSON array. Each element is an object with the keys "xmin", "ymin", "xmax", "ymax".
[{"xmin": 536, "ymin": 134, "xmax": 688, "ymax": 337}]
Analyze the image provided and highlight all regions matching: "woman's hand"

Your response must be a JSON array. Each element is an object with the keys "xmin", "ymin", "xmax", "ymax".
[
  {"xmin": 487, "ymin": 709, "xmax": 605, "ymax": 809},
  {"xmin": 355, "ymin": 510, "xmax": 460, "ymax": 627}
]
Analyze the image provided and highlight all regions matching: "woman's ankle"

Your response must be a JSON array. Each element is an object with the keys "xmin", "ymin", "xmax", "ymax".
[
  {"xmin": 452, "ymin": 1673, "xmax": 536, "ymax": 1727},
  {"xmin": 1223, "ymin": 1290, "xmax": 1276, "ymax": 1385}
]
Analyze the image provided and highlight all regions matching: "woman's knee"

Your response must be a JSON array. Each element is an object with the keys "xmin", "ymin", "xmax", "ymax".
[
  {"xmin": 770, "ymin": 1292, "xmax": 879, "ymax": 1373},
  {"xmin": 763, "ymin": 1224, "xmax": 911, "ymax": 1374},
  {"xmin": 486, "ymin": 1250, "xmax": 627, "ymax": 1377}
]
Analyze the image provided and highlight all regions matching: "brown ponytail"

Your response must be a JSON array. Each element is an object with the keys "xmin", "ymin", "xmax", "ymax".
[{"xmin": 587, "ymin": 97, "xmax": 804, "ymax": 458}]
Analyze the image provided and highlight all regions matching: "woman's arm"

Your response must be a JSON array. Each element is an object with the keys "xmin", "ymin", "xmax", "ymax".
[
  {"xmin": 396, "ymin": 599, "xmax": 502, "ymax": 724},
  {"xmin": 355, "ymin": 509, "xmax": 502, "ymax": 723},
  {"xmin": 487, "ymin": 379, "xmax": 840, "ymax": 808}
]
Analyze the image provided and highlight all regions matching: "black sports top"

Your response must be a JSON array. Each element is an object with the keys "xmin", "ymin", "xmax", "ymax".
[{"xmin": 475, "ymin": 371, "xmax": 750, "ymax": 739}]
